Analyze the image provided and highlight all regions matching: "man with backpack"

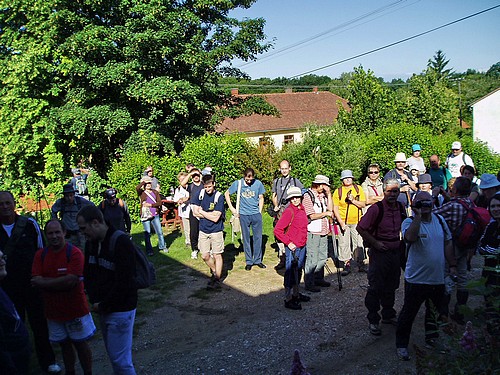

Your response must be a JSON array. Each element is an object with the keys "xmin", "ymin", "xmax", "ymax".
[
  {"xmin": 71, "ymin": 169, "xmax": 89, "ymax": 198},
  {"xmin": 31, "ymin": 219, "xmax": 95, "ymax": 375},
  {"xmin": 99, "ymin": 188, "xmax": 132, "ymax": 233},
  {"xmin": 77, "ymin": 205, "xmax": 138, "ymax": 374},
  {"xmin": 333, "ymin": 170, "xmax": 367, "ymax": 275},
  {"xmin": 357, "ymin": 179, "xmax": 406, "ymax": 337},
  {"xmin": 52, "ymin": 183, "xmax": 95, "ymax": 249},
  {"xmin": 0, "ymin": 191, "xmax": 61, "ymax": 374},
  {"xmin": 445, "ymin": 141, "xmax": 474, "ymax": 178},
  {"xmin": 432, "ymin": 176, "xmax": 488, "ymax": 324},
  {"xmin": 192, "ymin": 174, "xmax": 226, "ymax": 290},
  {"xmin": 270, "ymin": 160, "xmax": 304, "ymax": 270}
]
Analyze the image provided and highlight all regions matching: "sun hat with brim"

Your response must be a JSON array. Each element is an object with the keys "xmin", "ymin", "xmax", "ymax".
[
  {"xmin": 62, "ymin": 183, "xmax": 77, "ymax": 194},
  {"xmin": 410, "ymin": 165, "xmax": 419, "ymax": 171},
  {"xmin": 479, "ymin": 174, "xmax": 500, "ymax": 190},
  {"xmin": 417, "ymin": 174, "xmax": 432, "ymax": 185},
  {"xmin": 312, "ymin": 175, "xmax": 330, "ymax": 186},
  {"xmin": 141, "ymin": 176, "xmax": 153, "ymax": 184},
  {"xmin": 340, "ymin": 170, "xmax": 354, "ymax": 180},
  {"xmin": 394, "ymin": 152, "xmax": 407, "ymax": 162},
  {"xmin": 286, "ymin": 186, "xmax": 303, "ymax": 200},
  {"xmin": 412, "ymin": 144, "xmax": 421, "ymax": 152}
]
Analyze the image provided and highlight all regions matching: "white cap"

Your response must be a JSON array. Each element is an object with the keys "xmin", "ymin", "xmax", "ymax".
[{"xmin": 451, "ymin": 141, "xmax": 461, "ymax": 150}]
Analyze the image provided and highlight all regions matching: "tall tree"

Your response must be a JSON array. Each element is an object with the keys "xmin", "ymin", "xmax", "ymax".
[
  {"xmin": 427, "ymin": 50, "xmax": 454, "ymax": 81},
  {"xmin": 0, "ymin": 0, "xmax": 270, "ymax": 187}
]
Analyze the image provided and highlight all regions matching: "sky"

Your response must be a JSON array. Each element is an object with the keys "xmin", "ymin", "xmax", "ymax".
[{"xmin": 229, "ymin": 0, "xmax": 500, "ymax": 81}]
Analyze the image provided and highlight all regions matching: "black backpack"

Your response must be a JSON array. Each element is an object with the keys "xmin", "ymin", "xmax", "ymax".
[{"xmin": 109, "ymin": 230, "xmax": 156, "ymax": 289}]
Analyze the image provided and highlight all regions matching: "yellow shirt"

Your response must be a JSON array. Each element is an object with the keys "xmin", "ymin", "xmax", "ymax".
[{"xmin": 333, "ymin": 185, "xmax": 366, "ymax": 225}]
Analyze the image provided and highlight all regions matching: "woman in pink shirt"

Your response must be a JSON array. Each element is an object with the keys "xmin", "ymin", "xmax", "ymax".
[{"xmin": 274, "ymin": 187, "xmax": 310, "ymax": 310}]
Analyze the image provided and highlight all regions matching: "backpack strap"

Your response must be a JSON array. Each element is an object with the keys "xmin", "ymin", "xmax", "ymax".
[
  {"xmin": 41, "ymin": 243, "xmax": 73, "ymax": 265},
  {"xmin": 2, "ymin": 216, "xmax": 29, "ymax": 258},
  {"xmin": 108, "ymin": 230, "xmax": 128, "ymax": 259}
]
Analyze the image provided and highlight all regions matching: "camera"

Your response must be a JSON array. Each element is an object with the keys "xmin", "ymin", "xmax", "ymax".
[{"xmin": 412, "ymin": 200, "xmax": 433, "ymax": 209}]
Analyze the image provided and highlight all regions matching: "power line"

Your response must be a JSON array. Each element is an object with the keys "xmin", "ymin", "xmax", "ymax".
[
  {"xmin": 288, "ymin": 4, "xmax": 500, "ymax": 79},
  {"xmin": 237, "ymin": 0, "xmax": 416, "ymax": 69}
]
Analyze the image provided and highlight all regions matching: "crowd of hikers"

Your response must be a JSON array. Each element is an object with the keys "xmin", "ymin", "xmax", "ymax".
[{"xmin": 1, "ymin": 141, "xmax": 499, "ymax": 373}]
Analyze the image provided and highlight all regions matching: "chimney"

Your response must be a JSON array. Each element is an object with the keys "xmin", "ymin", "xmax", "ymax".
[
  {"xmin": 285, "ymin": 87, "xmax": 293, "ymax": 94},
  {"xmin": 231, "ymin": 88, "xmax": 239, "ymax": 96},
  {"xmin": 312, "ymin": 86, "xmax": 318, "ymax": 93}
]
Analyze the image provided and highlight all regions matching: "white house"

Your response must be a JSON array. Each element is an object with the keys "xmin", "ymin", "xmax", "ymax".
[
  {"xmin": 471, "ymin": 87, "xmax": 500, "ymax": 154},
  {"xmin": 216, "ymin": 88, "xmax": 348, "ymax": 149}
]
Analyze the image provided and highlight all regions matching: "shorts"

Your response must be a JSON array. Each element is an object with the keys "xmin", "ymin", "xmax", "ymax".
[
  {"xmin": 198, "ymin": 231, "xmax": 224, "ymax": 255},
  {"xmin": 48, "ymin": 313, "xmax": 96, "ymax": 343}
]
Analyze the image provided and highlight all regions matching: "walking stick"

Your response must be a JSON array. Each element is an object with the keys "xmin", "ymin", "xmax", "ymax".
[{"xmin": 328, "ymin": 217, "xmax": 342, "ymax": 291}]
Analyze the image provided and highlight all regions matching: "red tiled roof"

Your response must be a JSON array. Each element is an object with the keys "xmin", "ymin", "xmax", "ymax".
[{"xmin": 216, "ymin": 91, "xmax": 348, "ymax": 134}]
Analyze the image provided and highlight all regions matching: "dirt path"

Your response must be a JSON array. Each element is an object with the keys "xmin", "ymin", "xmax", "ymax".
[{"xmin": 89, "ymin": 251, "xmax": 448, "ymax": 375}]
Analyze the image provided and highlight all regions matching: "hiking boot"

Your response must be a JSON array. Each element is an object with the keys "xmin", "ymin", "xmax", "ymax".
[
  {"xmin": 358, "ymin": 264, "xmax": 368, "ymax": 273},
  {"xmin": 396, "ymin": 347, "xmax": 410, "ymax": 361},
  {"xmin": 381, "ymin": 317, "xmax": 398, "ymax": 326},
  {"xmin": 191, "ymin": 251, "xmax": 198, "ymax": 259},
  {"xmin": 341, "ymin": 265, "xmax": 351, "ymax": 276},
  {"xmin": 305, "ymin": 285, "xmax": 321, "ymax": 293},
  {"xmin": 207, "ymin": 278, "xmax": 222, "ymax": 290},
  {"xmin": 274, "ymin": 255, "xmax": 286, "ymax": 270},
  {"xmin": 315, "ymin": 280, "xmax": 331, "ymax": 287},
  {"xmin": 284, "ymin": 299, "xmax": 302, "ymax": 310},
  {"xmin": 295, "ymin": 293, "xmax": 311, "ymax": 302},
  {"xmin": 369, "ymin": 323, "xmax": 381, "ymax": 336}
]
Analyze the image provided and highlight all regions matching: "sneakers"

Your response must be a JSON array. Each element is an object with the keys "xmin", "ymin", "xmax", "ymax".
[
  {"xmin": 207, "ymin": 278, "xmax": 222, "ymax": 290},
  {"xmin": 381, "ymin": 317, "xmax": 398, "ymax": 326},
  {"xmin": 191, "ymin": 250, "xmax": 198, "ymax": 259},
  {"xmin": 369, "ymin": 323, "xmax": 382, "ymax": 336},
  {"xmin": 396, "ymin": 347, "xmax": 410, "ymax": 361},
  {"xmin": 47, "ymin": 363, "xmax": 62, "ymax": 374},
  {"xmin": 284, "ymin": 299, "xmax": 302, "ymax": 310}
]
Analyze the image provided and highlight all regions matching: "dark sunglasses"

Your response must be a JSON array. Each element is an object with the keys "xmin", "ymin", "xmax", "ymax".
[{"xmin": 368, "ymin": 171, "xmax": 379, "ymax": 174}]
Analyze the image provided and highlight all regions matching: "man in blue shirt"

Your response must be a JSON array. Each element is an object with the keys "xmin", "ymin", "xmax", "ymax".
[
  {"xmin": 192, "ymin": 174, "xmax": 226, "ymax": 289},
  {"xmin": 225, "ymin": 168, "xmax": 266, "ymax": 270}
]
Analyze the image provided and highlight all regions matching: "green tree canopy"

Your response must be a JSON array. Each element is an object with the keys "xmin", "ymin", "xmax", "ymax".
[{"xmin": 0, "ymin": 0, "xmax": 270, "ymax": 188}]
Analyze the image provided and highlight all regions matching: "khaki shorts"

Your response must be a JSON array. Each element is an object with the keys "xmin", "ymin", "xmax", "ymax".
[{"xmin": 199, "ymin": 231, "xmax": 224, "ymax": 255}]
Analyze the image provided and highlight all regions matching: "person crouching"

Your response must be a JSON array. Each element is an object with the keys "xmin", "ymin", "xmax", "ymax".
[{"xmin": 274, "ymin": 187, "xmax": 310, "ymax": 310}]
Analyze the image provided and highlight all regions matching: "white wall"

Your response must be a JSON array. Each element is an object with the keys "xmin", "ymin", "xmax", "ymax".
[
  {"xmin": 473, "ymin": 90, "xmax": 500, "ymax": 154},
  {"xmin": 246, "ymin": 130, "xmax": 304, "ymax": 149}
]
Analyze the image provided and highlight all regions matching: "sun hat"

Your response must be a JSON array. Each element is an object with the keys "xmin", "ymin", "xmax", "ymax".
[
  {"xmin": 394, "ymin": 152, "xmax": 407, "ymax": 162},
  {"xmin": 340, "ymin": 170, "xmax": 354, "ymax": 180},
  {"xmin": 412, "ymin": 191, "xmax": 432, "ymax": 203},
  {"xmin": 412, "ymin": 144, "xmax": 421, "ymax": 152},
  {"xmin": 61, "ymin": 183, "xmax": 77, "ymax": 194},
  {"xmin": 141, "ymin": 176, "xmax": 153, "ymax": 184},
  {"xmin": 286, "ymin": 186, "xmax": 303, "ymax": 200},
  {"xmin": 417, "ymin": 174, "xmax": 432, "ymax": 185},
  {"xmin": 451, "ymin": 141, "xmax": 462, "ymax": 150},
  {"xmin": 410, "ymin": 165, "xmax": 419, "ymax": 171},
  {"xmin": 479, "ymin": 174, "xmax": 500, "ymax": 190},
  {"xmin": 312, "ymin": 175, "xmax": 330, "ymax": 186}
]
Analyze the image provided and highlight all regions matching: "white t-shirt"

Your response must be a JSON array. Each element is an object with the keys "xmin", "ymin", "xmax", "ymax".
[
  {"xmin": 173, "ymin": 186, "xmax": 191, "ymax": 218},
  {"xmin": 446, "ymin": 152, "xmax": 474, "ymax": 178},
  {"xmin": 407, "ymin": 156, "xmax": 426, "ymax": 174}
]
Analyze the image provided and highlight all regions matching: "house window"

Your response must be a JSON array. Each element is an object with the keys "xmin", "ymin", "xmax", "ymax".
[
  {"xmin": 259, "ymin": 137, "xmax": 269, "ymax": 148},
  {"xmin": 283, "ymin": 135, "xmax": 294, "ymax": 144}
]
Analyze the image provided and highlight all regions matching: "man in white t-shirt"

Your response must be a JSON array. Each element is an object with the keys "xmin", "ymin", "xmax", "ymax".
[{"xmin": 445, "ymin": 141, "xmax": 474, "ymax": 178}]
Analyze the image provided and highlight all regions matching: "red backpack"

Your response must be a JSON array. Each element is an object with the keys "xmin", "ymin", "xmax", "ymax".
[{"xmin": 454, "ymin": 200, "xmax": 491, "ymax": 249}]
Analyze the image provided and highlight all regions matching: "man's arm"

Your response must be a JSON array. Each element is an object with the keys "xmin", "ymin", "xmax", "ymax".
[
  {"xmin": 356, "ymin": 225, "xmax": 387, "ymax": 252},
  {"xmin": 31, "ymin": 274, "xmax": 79, "ymax": 291},
  {"xmin": 225, "ymin": 189, "xmax": 237, "ymax": 215},
  {"xmin": 123, "ymin": 201, "xmax": 132, "ymax": 233},
  {"xmin": 403, "ymin": 211, "xmax": 422, "ymax": 243},
  {"xmin": 258, "ymin": 194, "xmax": 264, "ymax": 213}
]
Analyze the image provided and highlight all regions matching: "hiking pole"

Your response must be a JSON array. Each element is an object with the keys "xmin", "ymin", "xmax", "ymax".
[{"xmin": 328, "ymin": 218, "xmax": 342, "ymax": 291}]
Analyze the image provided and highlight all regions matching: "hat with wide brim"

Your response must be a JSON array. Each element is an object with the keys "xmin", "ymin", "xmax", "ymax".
[
  {"xmin": 479, "ymin": 174, "xmax": 500, "ymax": 190},
  {"xmin": 141, "ymin": 176, "xmax": 153, "ymax": 184},
  {"xmin": 312, "ymin": 175, "xmax": 330, "ymax": 186},
  {"xmin": 340, "ymin": 170, "xmax": 354, "ymax": 180},
  {"xmin": 62, "ymin": 183, "xmax": 77, "ymax": 194},
  {"xmin": 394, "ymin": 152, "xmax": 407, "ymax": 162},
  {"xmin": 286, "ymin": 186, "xmax": 303, "ymax": 200}
]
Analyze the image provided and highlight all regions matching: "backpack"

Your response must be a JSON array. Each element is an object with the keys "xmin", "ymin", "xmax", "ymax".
[
  {"xmin": 453, "ymin": 200, "xmax": 491, "ymax": 249},
  {"xmin": 75, "ymin": 175, "xmax": 87, "ymax": 195},
  {"xmin": 109, "ymin": 230, "xmax": 156, "ymax": 289},
  {"xmin": 3, "ymin": 215, "xmax": 30, "ymax": 257},
  {"xmin": 41, "ymin": 243, "xmax": 73, "ymax": 265}
]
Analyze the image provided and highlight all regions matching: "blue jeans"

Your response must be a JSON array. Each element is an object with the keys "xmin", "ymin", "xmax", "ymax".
[
  {"xmin": 100, "ymin": 309, "xmax": 136, "ymax": 375},
  {"xmin": 284, "ymin": 246, "xmax": 306, "ymax": 289},
  {"xmin": 239, "ymin": 213, "xmax": 263, "ymax": 265},
  {"xmin": 142, "ymin": 215, "xmax": 166, "ymax": 253}
]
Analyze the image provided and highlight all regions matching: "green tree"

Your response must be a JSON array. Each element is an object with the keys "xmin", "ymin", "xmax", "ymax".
[
  {"xmin": 0, "ymin": 0, "xmax": 270, "ymax": 188},
  {"xmin": 427, "ymin": 49, "xmax": 454, "ymax": 81},
  {"xmin": 337, "ymin": 66, "xmax": 397, "ymax": 132}
]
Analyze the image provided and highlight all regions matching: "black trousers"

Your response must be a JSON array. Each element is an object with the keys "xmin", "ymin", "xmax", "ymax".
[
  {"xmin": 396, "ymin": 282, "xmax": 445, "ymax": 348},
  {"xmin": 365, "ymin": 248, "xmax": 401, "ymax": 324},
  {"xmin": 4, "ymin": 285, "xmax": 56, "ymax": 372},
  {"xmin": 189, "ymin": 211, "xmax": 200, "ymax": 252}
]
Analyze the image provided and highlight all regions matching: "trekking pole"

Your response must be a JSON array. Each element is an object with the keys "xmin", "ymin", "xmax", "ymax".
[{"xmin": 328, "ymin": 217, "xmax": 342, "ymax": 291}]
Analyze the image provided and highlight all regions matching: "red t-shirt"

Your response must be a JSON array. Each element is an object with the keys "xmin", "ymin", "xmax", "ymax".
[{"xmin": 32, "ymin": 244, "xmax": 89, "ymax": 321}]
